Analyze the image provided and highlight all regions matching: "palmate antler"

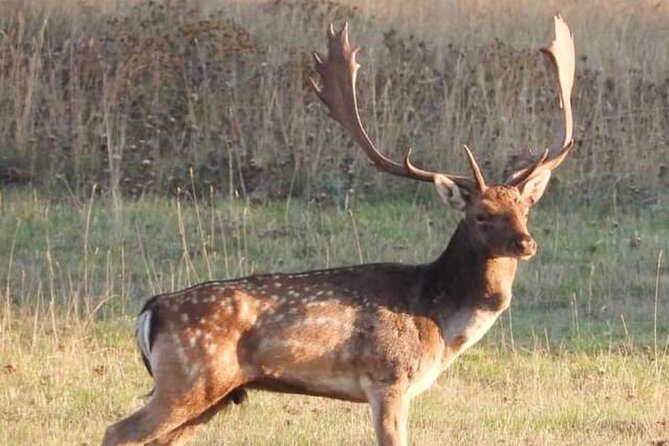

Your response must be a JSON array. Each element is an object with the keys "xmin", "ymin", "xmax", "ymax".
[
  {"xmin": 309, "ymin": 23, "xmax": 482, "ymax": 193},
  {"xmin": 506, "ymin": 14, "xmax": 575, "ymax": 187},
  {"xmin": 310, "ymin": 16, "xmax": 575, "ymax": 193}
]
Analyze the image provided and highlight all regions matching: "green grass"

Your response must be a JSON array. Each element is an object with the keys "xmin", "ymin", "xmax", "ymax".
[{"xmin": 0, "ymin": 189, "xmax": 667, "ymax": 445}]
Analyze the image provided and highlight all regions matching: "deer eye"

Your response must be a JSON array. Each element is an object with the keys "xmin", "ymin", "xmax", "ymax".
[{"xmin": 475, "ymin": 213, "xmax": 490, "ymax": 224}]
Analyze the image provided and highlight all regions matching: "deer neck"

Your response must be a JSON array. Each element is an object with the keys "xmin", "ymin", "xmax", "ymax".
[{"xmin": 424, "ymin": 221, "xmax": 518, "ymax": 313}]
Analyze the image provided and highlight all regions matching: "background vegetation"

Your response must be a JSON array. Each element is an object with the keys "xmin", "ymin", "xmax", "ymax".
[
  {"xmin": 0, "ymin": 0, "xmax": 667, "ymax": 203},
  {"xmin": 0, "ymin": 0, "xmax": 667, "ymax": 444}
]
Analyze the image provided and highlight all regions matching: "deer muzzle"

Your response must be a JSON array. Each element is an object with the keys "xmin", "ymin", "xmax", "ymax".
[{"xmin": 511, "ymin": 234, "xmax": 536, "ymax": 259}]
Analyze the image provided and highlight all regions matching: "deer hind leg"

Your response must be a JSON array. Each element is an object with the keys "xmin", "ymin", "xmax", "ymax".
[
  {"xmin": 101, "ymin": 392, "xmax": 196, "ymax": 446},
  {"xmin": 147, "ymin": 388, "xmax": 248, "ymax": 446},
  {"xmin": 102, "ymin": 351, "xmax": 246, "ymax": 446},
  {"xmin": 102, "ymin": 358, "xmax": 209, "ymax": 446},
  {"xmin": 102, "ymin": 385, "xmax": 241, "ymax": 446},
  {"xmin": 366, "ymin": 387, "xmax": 410, "ymax": 446}
]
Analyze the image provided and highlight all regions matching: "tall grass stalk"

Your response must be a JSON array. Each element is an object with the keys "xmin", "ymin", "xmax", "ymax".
[{"xmin": 653, "ymin": 250, "xmax": 663, "ymax": 375}]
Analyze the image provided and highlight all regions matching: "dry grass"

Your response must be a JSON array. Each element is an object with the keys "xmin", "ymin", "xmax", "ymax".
[
  {"xmin": 2, "ymin": 319, "xmax": 668, "ymax": 445},
  {"xmin": 0, "ymin": 0, "xmax": 667, "ymax": 201}
]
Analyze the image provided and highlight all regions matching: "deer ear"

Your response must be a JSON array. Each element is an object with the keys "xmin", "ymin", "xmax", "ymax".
[
  {"xmin": 434, "ymin": 174, "xmax": 469, "ymax": 211},
  {"xmin": 518, "ymin": 170, "xmax": 552, "ymax": 205}
]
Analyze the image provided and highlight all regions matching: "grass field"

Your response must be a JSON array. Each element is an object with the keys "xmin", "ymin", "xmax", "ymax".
[
  {"xmin": 0, "ymin": 0, "xmax": 668, "ymax": 444},
  {"xmin": 0, "ymin": 189, "xmax": 667, "ymax": 445}
]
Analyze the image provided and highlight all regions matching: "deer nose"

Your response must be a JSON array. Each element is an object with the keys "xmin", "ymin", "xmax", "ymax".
[{"xmin": 512, "ymin": 234, "xmax": 536, "ymax": 257}]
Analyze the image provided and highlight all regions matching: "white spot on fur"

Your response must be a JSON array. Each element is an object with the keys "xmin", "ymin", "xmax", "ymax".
[
  {"xmin": 172, "ymin": 332, "xmax": 190, "ymax": 376},
  {"xmin": 219, "ymin": 349, "xmax": 232, "ymax": 365},
  {"xmin": 237, "ymin": 299, "xmax": 258, "ymax": 324},
  {"xmin": 237, "ymin": 300, "xmax": 249, "ymax": 319},
  {"xmin": 181, "ymin": 313, "xmax": 189, "ymax": 323},
  {"xmin": 300, "ymin": 316, "xmax": 336, "ymax": 326},
  {"xmin": 188, "ymin": 363, "xmax": 200, "ymax": 378}
]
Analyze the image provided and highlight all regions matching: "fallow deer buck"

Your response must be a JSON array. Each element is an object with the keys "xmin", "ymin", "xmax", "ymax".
[{"xmin": 103, "ymin": 14, "xmax": 575, "ymax": 446}]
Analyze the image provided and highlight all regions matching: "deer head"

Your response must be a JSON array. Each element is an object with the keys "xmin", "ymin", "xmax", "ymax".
[{"xmin": 310, "ymin": 16, "xmax": 575, "ymax": 261}]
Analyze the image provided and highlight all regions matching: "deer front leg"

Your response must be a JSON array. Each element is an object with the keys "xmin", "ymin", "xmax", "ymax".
[{"xmin": 367, "ymin": 387, "xmax": 410, "ymax": 446}]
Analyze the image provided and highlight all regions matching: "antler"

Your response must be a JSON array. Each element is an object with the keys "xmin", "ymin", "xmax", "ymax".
[
  {"xmin": 506, "ymin": 14, "xmax": 575, "ymax": 187},
  {"xmin": 310, "ymin": 23, "xmax": 482, "ymax": 191}
]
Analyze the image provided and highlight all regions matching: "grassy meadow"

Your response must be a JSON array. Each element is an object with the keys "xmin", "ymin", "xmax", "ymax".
[
  {"xmin": 0, "ymin": 0, "xmax": 668, "ymax": 445},
  {"xmin": 1, "ymin": 190, "xmax": 668, "ymax": 445}
]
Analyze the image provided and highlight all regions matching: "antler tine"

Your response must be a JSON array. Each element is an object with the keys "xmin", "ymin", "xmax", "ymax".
[
  {"xmin": 402, "ymin": 147, "xmax": 478, "ymax": 190},
  {"xmin": 462, "ymin": 145, "xmax": 487, "ymax": 192},
  {"xmin": 310, "ymin": 23, "xmax": 438, "ymax": 183},
  {"xmin": 543, "ymin": 14, "xmax": 574, "ymax": 153},
  {"xmin": 507, "ymin": 14, "xmax": 575, "ymax": 186}
]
